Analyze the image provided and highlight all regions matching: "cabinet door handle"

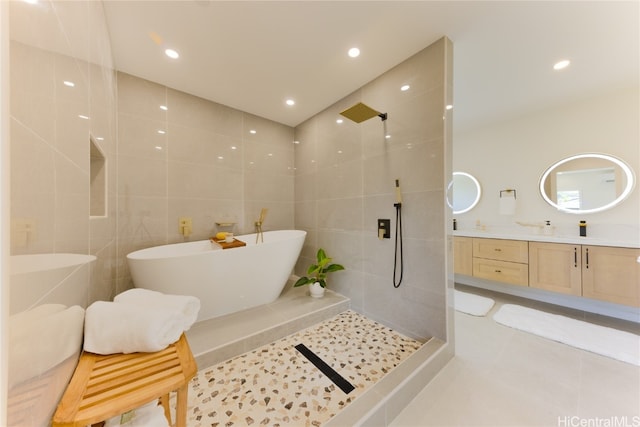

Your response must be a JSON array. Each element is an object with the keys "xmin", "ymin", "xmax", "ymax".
[
  {"xmin": 494, "ymin": 248, "xmax": 502, "ymax": 252},
  {"xmin": 494, "ymin": 269, "xmax": 502, "ymax": 273},
  {"xmin": 574, "ymin": 247, "xmax": 577, "ymax": 267},
  {"xmin": 585, "ymin": 248, "xmax": 589, "ymax": 269}
]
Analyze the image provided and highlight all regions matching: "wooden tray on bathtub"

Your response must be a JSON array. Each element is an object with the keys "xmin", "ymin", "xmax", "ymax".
[{"xmin": 209, "ymin": 238, "xmax": 247, "ymax": 249}]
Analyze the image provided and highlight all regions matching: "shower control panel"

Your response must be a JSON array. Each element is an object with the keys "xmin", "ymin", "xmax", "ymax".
[{"xmin": 378, "ymin": 219, "xmax": 391, "ymax": 240}]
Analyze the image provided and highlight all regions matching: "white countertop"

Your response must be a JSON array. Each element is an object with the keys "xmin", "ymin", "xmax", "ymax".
[{"xmin": 453, "ymin": 230, "xmax": 640, "ymax": 249}]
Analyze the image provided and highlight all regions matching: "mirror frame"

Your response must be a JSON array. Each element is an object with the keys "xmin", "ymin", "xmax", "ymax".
[
  {"xmin": 448, "ymin": 171, "xmax": 482, "ymax": 214},
  {"xmin": 539, "ymin": 153, "xmax": 636, "ymax": 214}
]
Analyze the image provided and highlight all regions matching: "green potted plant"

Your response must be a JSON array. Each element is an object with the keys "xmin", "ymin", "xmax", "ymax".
[{"xmin": 293, "ymin": 248, "xmax": 345, "ymax": 298}]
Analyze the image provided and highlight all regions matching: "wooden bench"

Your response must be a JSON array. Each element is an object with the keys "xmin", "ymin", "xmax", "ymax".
[{"xmin": 52, "ymin": 334, "xmax": 197, "ymax": 427}]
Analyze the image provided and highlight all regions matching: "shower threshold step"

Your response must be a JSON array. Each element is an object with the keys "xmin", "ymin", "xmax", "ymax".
[{"xmin": 185, "ymin": 284, "xmax": 350, "ymax": 369}]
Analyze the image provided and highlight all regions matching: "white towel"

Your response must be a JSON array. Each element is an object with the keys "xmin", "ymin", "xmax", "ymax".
[
  {"xmin": 499, "ymin": 195, "xmax": 516, "ymax": 215},
  {"xmin": 494, "ymin": 304, "xmax": 640, "ymax": 366},
  {"xmin": 114, "ymin": 289, "xmax": 200, "ymax": 331},
  {"xmin": 9, "ymin": 304, "xmax": 85, "ymax": 388},
  {"xmin": 454, "ymin": 290, "xmax": 495, "ymax": 316},
  {"xmin": 104, "ymin": 400, "xmax": 169, "ymax": 427},
  {"xmin": 84, "ymin": 301, "xmax": 184, "ymax": 354}
]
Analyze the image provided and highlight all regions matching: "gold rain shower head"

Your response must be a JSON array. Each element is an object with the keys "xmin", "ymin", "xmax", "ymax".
[{"xmin": 339, "ymin": 102, "xmax": 387, "ymax": 123}]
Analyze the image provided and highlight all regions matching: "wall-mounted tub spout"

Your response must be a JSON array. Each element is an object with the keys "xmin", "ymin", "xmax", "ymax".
[{"xmin": 255, "ymin": 208, "xmax": 268, "ymax": 243}]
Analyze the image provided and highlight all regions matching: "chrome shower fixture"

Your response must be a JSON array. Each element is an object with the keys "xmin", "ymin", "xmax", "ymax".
[{"xmin": 340, "ymin": 102, "xmax": 387, "ymax": 123}]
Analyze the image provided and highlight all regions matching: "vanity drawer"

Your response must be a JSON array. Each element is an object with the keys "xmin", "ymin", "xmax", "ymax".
[
  {"xmin": 473, "ymin": 238, "xmax": 528, "ymax": 263},
  {"xmin": 473, "ymin": 258, "xmax": 529, "ymax": 286}
]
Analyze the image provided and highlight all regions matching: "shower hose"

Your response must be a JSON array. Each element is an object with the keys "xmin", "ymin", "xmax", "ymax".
[{"xmin": 393, "ymin": 202, "xmax": 404, "ymax": 288}]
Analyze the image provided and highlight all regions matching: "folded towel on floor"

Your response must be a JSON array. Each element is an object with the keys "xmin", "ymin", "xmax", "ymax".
[
  {"xmin": 9, "ymin": 304, "xmax": 85, "ymax": 388},
  {"xmin": 114, "ymin": 289, "xmax": 200, "ymax": 331},
  {"xmin": 84, "ymin": 301, "xmax": 184, "ymax": 354},
  {"xmin": 104, "ymin": 400, "xmax": 169, "ymax": 427}
]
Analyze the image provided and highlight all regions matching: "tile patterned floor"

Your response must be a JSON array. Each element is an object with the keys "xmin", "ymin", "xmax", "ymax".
[{"xmin": 187, "ymin": 310, "xmax": 422, "ymax": 426}]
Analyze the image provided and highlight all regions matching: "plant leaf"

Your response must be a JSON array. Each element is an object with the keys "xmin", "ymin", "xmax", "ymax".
[
  {"xmin": 317, "ymin": 257, "xmax": 330, "ymax": 268},
  {"xmin": 325, "ymin": 264, "xmax": 344, "ymax": 273},
  {"xmin": 307, "ymin": 264, "xmax": 319, "ymax": 275},
  {"xmin": 317, "ymin": 248, "xmax": 327, "ymax": 262},
  {"xmin": 293, "ymin": 277, "xmax": 312, "ymax": 287}
]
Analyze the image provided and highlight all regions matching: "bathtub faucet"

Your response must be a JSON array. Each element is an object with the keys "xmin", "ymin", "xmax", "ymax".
[{"xmin": 255, "ymin": 208, "xmax": 268, "ymax": 243}]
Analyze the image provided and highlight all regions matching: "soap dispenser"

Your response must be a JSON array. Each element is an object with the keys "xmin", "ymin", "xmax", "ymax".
[{"xmin": 579, "ymin": 220, "xmax": 587, "ymax": 237}]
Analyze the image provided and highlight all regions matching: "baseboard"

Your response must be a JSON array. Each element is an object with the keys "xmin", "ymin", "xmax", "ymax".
[{"xmin": 455, "ymin": 274, "xmax": 640, "ymax": 324}]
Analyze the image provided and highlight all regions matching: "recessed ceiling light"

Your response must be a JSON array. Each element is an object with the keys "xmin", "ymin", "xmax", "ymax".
[
  {"xmin": 231, "ymin": 146, "xmax": 237, "ymax": 150},
  {"xmin": 165, "ymin": 48, "xmax": 179, "ymax": 59},
  {"xmin": 400, "ymin": 85, "xmax": 410, "ymax": 91},
  {"xmin": 336, "ymin": 119, "xmax": 343, "ymax": 124},
  {"xmin": 78, "ymin": 115, "xmax": 89, "ymax": 120},
  {"xmin": 553, "ymin": 59, "xmax": 570, "ymax": 70},
  {"xmin": 160, "ymin": 105, "xmax": 168, "ymax": 111},
  {"xmin": 385, "ymin": 134, "xmax": 391, "ymax": 139},
  {"xmin": 446, "ymin": 104, "xmax": 453, "ymax": 110},
  {"xmin": 348, "ymin": 47, "xmax": 360, "ymax": 58},
  {"xmin": 155, "ymin": 146, "xmax": 163, "ymax": 150},
  {"xmin": 249, "ymin": 129, "xmax": 257, "ymax": 134},
  {"xmin": 63, "ymin": 81, "xmax": 75, "ymax": 87},
  {"xmin": 293, "ymin": 140, "xmax": 300, "ymax": 144},
  {"xmin": 157, "ymin": 130, "xmax": 166, "ymax": 134},
  {"xmin": 285, "ymin": 99, "xmax": 295, "ymax": 106}
]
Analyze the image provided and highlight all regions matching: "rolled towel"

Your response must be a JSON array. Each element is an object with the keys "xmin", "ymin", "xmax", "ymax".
[
  {"xmin": 84, "ymin": 301, "xmax": 184, "ymax": 354},
  {"xmin": 104, "ymin": 400, "xmax": 169, "ymax": 427},
  {"xmin": 114, "ymin": 289, "xmax": 200, "ymax": 331},
  {"xmin": 9, "ymin": 304, "xmax": 85, "ymax": 388}
]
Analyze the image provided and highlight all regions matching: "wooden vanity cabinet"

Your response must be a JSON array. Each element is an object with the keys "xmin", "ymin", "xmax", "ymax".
[
  {"xmin": 529, "ymin": 242, "xmax": 582, "ymax": 296},
  {"xmin": 453, "ymin": 236, "xmax": 473, "ymax": 276},
  {"xmin": 471, "ymin": 238, "xmax": 529, "ymax": 286},
  {"xmin": 581, "ymin": 245, "xmax": 640, "ymax": 307},
  {"xmin": 530, "ymin": 242, "xmax": 640, "ymax": 306},
  {"xmin": 455, "ymin": 237, "xmax": 640, "ymax": 308}
]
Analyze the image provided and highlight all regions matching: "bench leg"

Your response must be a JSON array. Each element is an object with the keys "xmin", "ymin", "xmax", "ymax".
[
  {"xmin": 159, "ymin": 393, "xmax": 171, "ymax": 426},
  {"xmin": 175, "ymin": 384, "xmax": 189, "ymax": 427}
]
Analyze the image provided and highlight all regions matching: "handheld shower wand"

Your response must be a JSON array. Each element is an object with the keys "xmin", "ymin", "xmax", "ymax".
[{"xmin": 393, "ymin": 179, "xmax": 404, "ymax": 288}]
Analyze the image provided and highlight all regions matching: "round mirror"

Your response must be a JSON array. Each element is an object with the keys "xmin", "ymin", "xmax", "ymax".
[
  {"xmin": 448, "ymin": 172, "xmax": 482, "ymax": 214},
  {"xmin": 539, "ymin": 153, "xmax": 635, "ymax": 214}
]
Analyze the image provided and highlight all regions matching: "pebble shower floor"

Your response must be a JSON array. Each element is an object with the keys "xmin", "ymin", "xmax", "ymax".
[{"xmin": 186, "ymin": 310, "xmax": 423, "ymax": 426}]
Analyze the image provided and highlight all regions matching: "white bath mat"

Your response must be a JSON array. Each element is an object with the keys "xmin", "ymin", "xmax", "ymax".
[
  {"xmin": 454, "ymin": 290, "xmax": 495, "ymax": 316},
  {"xmin": 494, "ymin": 304, "xmax": 640, "ymax": 366}
]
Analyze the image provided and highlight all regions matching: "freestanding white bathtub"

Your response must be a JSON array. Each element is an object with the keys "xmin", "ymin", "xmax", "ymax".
[{"xmin": 126, "ymin": 230, "xmax": 306, "ymax": 322}]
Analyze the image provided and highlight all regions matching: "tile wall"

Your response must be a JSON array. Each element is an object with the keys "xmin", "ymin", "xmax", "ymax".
[
  {"xmin": 7, "ymin": 1, "xmax": 117, "ymax": 424},
  {"xmin": 10, "ymin": 2, "xmax": 117, "ymax": 300},
  {"xmin": 115, "ymin": 73, "xmax": 295, "ymax": 291},
  {"xmin": 294, "ymin": 38, "xmax": 454, "ymax": 342}
]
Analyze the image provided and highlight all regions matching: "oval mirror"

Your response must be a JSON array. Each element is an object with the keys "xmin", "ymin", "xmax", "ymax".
[
  {"xmin": 447, "ymin": 172, "xmax": 482, "ymax": 214},
  {"xmin": 539, "ymin": 153, "xmax": 635, "ymax": 214}
]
